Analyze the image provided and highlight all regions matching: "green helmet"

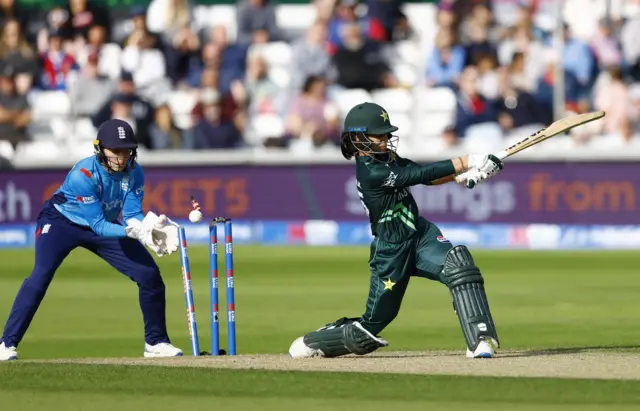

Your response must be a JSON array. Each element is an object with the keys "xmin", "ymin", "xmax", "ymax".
[
  {"xmin": 341, "ymin": 102, "xmax": 399, "ymax": 161},
  {"xmin": 343, "ymin": 102, "xmax": 398, "ymax": 135}
]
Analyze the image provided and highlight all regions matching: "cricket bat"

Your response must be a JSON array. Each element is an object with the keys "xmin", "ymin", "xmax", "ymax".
[{"xmin": 455, "ymin": 110, "xmax": 606, "ymax": 188}]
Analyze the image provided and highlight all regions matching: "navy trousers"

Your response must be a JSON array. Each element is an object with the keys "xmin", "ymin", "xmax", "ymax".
[{"xmin": 1, "ymin": 203, "xmax": 170, "ymax": 347}]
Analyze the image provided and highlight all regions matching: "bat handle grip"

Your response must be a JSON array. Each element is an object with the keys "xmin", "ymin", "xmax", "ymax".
[
  {"xmin": 466, "ymin": 179, "xmax": 476, "ymax": 189},
  {"xmin": 455, "ymin": 150, "xmax": 508, "ymax": 188},
  {"xmin": 454, "ymin": 172, "xmax": 477, "ymax": 188}
]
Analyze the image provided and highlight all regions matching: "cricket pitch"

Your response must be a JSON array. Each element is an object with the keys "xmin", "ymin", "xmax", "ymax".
[{"xmin": 33, "ymin": 350, "xmax": 640, "ymax": 380}]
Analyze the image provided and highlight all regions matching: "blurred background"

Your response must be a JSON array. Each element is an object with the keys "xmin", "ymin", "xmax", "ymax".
[{"xmin": 0, "ymin": 0, "xmax": 638, "ymax": 250}]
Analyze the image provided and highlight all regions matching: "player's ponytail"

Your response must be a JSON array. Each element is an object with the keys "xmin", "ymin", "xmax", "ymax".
[{"xmin": 340, "ymin": 132, "xmax": 357, "ymax": 160}]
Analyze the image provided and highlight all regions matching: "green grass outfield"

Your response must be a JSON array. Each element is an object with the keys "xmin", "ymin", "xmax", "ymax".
[{"xmin": 1, "ymin": 246, "xmax": 640, "ymax": 410}]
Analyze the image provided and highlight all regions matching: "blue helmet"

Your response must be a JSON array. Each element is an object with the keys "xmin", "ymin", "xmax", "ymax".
[{"xmin": 93, "ymin": 119, "xmax": 138, "ymax": 173}]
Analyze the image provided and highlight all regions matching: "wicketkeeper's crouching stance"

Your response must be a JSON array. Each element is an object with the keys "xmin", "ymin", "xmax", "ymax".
[
  {"xmin": 0, "ymin": 119, "xmax": 182, "ymax": 361},
  {"xmin": 289, "ymin": 102, "xmax": 504, "ymax": 359}
]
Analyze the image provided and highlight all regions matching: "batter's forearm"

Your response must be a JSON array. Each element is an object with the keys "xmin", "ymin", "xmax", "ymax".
[
  {"xmin": 425, "ymin": 157, "xmax": 468, "ymax": 186},
  {"xmin": 419, "ymin": 160, "xmax": 456, "ymax": 183},
  {"xmin": 451, "ymin": 156, "xmax": 470, "ymax": 173},
  {"xmin": 430, "ymin": 175, "xmax": 456, "ymax": 185}
]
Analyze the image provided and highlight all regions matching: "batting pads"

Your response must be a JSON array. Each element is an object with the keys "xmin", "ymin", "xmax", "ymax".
[
  {"xmin": 303, "ymin": 317, "xmax": 389, "ymax": 358},
  {"xmin": 441, "ymin": 246, "xmax": 500, "ymax": 352}
]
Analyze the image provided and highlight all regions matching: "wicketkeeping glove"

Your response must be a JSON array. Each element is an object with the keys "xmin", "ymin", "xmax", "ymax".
[
  {"xmin": 141, "ymin": 211, "xmax": 179, "ymax": 256},
  {"xmin": 125, "ymin": 218, "xmax": 165, "ymax": 256}
]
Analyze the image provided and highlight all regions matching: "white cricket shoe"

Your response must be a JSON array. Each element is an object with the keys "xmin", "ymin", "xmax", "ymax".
[
  {"xmin": 0, "ymin": 342, "xmax": 18, "ymax": 361},
  {"xmin": 466, "ymin": 337, "xmax": 498, "ymax": 359},
  {"xmin": 144, "ymin": 342, "xmax": 183, "ymax": 358},
  {"xmin": 289, "ymin": 336, "xmax": 323, "ymax": 358}
]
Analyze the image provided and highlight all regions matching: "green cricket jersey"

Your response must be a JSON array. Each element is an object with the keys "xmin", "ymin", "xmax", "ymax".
[{"xmin": 355, "ymin": 154, "xmax": 455, "ymax": 243}]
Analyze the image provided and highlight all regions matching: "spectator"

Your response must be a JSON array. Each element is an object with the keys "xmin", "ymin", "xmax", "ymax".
[
  {"xmin": 314, "ymin": 0, "xmax": 336, "ymax": 24},
  {"xmin": 498, "ymin": 26, "xmax": 546, "ymax": 92},
  {"xmin": 165, "ymin": 25, "xmax": 200, "ymax": 85},
  {"xmin": 123, "ymin": 6, "xmax": 161, "ymax": 50},
  {"xmin": 475, "ymin": 52, "xmax": 500, "ymax": 100},
  {"xmin": 290, "ymin": 21, "xmax": 335, "ymax": 93},
  {"xmin": 462, "ymin": 19, "xmax": 498, "ymax": 67},
  {"xmin": 37, "ymin": 7, "xmax": 71, "ymax": 54},
  {"xmin": 69, "ymin": 51, "xmax": 115, "ymax": 116},
  {"xmin": 491, "ymin": 0, "xmax": 527, "ymax": 29},
  {"xmin": 120, "ymin": 29, "xmax": 172, "ymax": 108},
  {"xmin": 459, "ymin": 2, "xmax": 499, "ymax": 45},
  {"xmin": 435, "ymin": 2, "xmax": 458, "ymax": 31},
  {"xmin": 92, "ymin": 72, "xmax": 164, "ymax": 149},
  {"xmin": 0, "ymin": 0, "xmax": 32, "ymax": 40},
  {"xmin": 424, "ymin": 27, "xmax": 465, "ymax": 88},
  {"xmin": 365, "ymin": 0, "xmax": 412, "ymax": 42},
  {"xmin": 621, "ymin": 12, "xmax": 640, "ymax": 81},
  {"xmin": 145, "ymin": 0, "xmax": 199, "ymax": 84},
  {"xmin": 535, "ymin": 51, "xmax": 582, "ymax": 113},
  {"xmin": 590, "ymin": 19, "xmax": 624, "ymax": 70},
  {"xmin": 511, "ymin": 3, "xmax": 545, "ymax": 41},
  {"xmin": 332, "ymin": 23, "xmax": 397, "ymax": 91},
  {"xmin": 64, "ymin": 0, "xmax": 111, "ymax": 42},
  {"xmin": 75, "ymin": 24, "xmax": 115, "ymax": 77},
  {"xmin": 38, "ymin": 28, "xmax": 79, "ymax": 91},
  {"xmin": 497, "ymin": 87, "xmax": 547, "ymax": 137},
  {"xmin": 146, "ymin": 0, "xmax": 193, "ymax": 45},
  {"xmin": 446, "ymin": 0, "xmax": 477, "ymax": 24},
  {"xmin": 285, "ymin": 75, "xmax": 339, "ymax": 148},
  {"xmin": 187, "ymin": 42, "xmax": 221, "ymax": 88},
  {"xmin": 195, "ymin": 68, "xmax": 245, "ymax": 120},
  {"xmin": 236, "ymin": 0, "xmax": 283, "ymax": 44},
  {"xmin": 561, "ymin": 24, "xmax": 596, "ymax": 103},
  {"xmin": 443, "ymin": 66, "xmax": 499, "ymax": 146},
  {"xmin": 503, "ymin": 51, "xmax": 534, "ymax": 93},
  {"xmin": 327, "ymin": 0, "xmax": 386, "ymax": 54},
  {"xmin": 244, "ymin": 50, "xmax": 282, "ymax": 117},
  {"xmin": 591, "ymin": 66, "xmax": 632, "ymax": 142},
  {"xmin": 0, "ymin": 64, "xmax": 29, "ymax": 149},
  {"xmin": 187, "ymin": 88, "xmax": 244, "ymax": 149},
  {"xmin": 190, "ymin": 26, "xmax": 248, "ymax": 95},
  {"xmin": 0, "ymin": 18, "xmax": 37, "ymax": 94}
]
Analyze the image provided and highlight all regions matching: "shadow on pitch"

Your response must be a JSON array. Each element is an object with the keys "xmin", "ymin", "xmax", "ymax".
[{"xmin": 505, "ymin": 345, "xmax": 640, "ymax": 358}]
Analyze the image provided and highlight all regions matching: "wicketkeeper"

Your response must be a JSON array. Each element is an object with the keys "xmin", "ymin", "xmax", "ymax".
[
  {"xmin": 289, "ymin": 102, "xmax": 504, "ymax": 359},
  {"xmin": 0, "ymin": 119, "xmax": 182, "ymax": 361}
]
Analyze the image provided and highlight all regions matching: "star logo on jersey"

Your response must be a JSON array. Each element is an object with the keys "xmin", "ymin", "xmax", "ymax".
[
  {"xmin": 380, "ymin": 110, "xmax": 389, "ymax": 123},
  {"xmin": 383, "ymin": 278, "xmax": 395, "ymax": 291}
]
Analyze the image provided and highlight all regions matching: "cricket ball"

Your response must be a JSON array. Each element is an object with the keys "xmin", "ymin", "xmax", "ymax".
[{"xmin": 189, "ymin": 209, "xmax": 203, "ymax": 223}]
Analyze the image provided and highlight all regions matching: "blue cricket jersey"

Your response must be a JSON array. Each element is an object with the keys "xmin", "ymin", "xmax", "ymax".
[{"xmin": 50, "ymin": 156, "xmax": 145, "ymax": 237}]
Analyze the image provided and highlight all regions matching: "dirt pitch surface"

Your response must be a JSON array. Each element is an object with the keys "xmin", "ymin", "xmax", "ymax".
[{"xmin": 33, "ymin": 350, "xmax": 640, "ymax": 381}]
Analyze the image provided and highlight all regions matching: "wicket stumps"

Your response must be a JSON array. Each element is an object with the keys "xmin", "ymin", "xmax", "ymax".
[
  {"xmin": 177, "ymin": 218, "xmax": 236, "ymax": 357},
  {"xmin": 210, "ymin": 217, "xmax": 237, "ymax": 356},
  {"xmin": 178, "ymin": 227, "xmax": 200, "ymax": 356}
]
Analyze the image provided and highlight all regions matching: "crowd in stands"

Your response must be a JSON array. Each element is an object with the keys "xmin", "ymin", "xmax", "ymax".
[{"xmin": 0, "ymin": 0, "xmax": 639, "ymax": 160}]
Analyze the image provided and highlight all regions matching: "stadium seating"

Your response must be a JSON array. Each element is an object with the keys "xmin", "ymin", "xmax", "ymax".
[{"xmin": 14, "ymin": 1, "xmax": 640, "ymax": 163}]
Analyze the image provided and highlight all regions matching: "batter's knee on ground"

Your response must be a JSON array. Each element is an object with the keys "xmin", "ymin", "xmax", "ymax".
[
  {"xmin": 301, "ymin": 317, "xmax": 389, "ymax": 358},
  {"xmin": 441, "ymin": 245, "xmax": 500, "ymax": 351}
]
